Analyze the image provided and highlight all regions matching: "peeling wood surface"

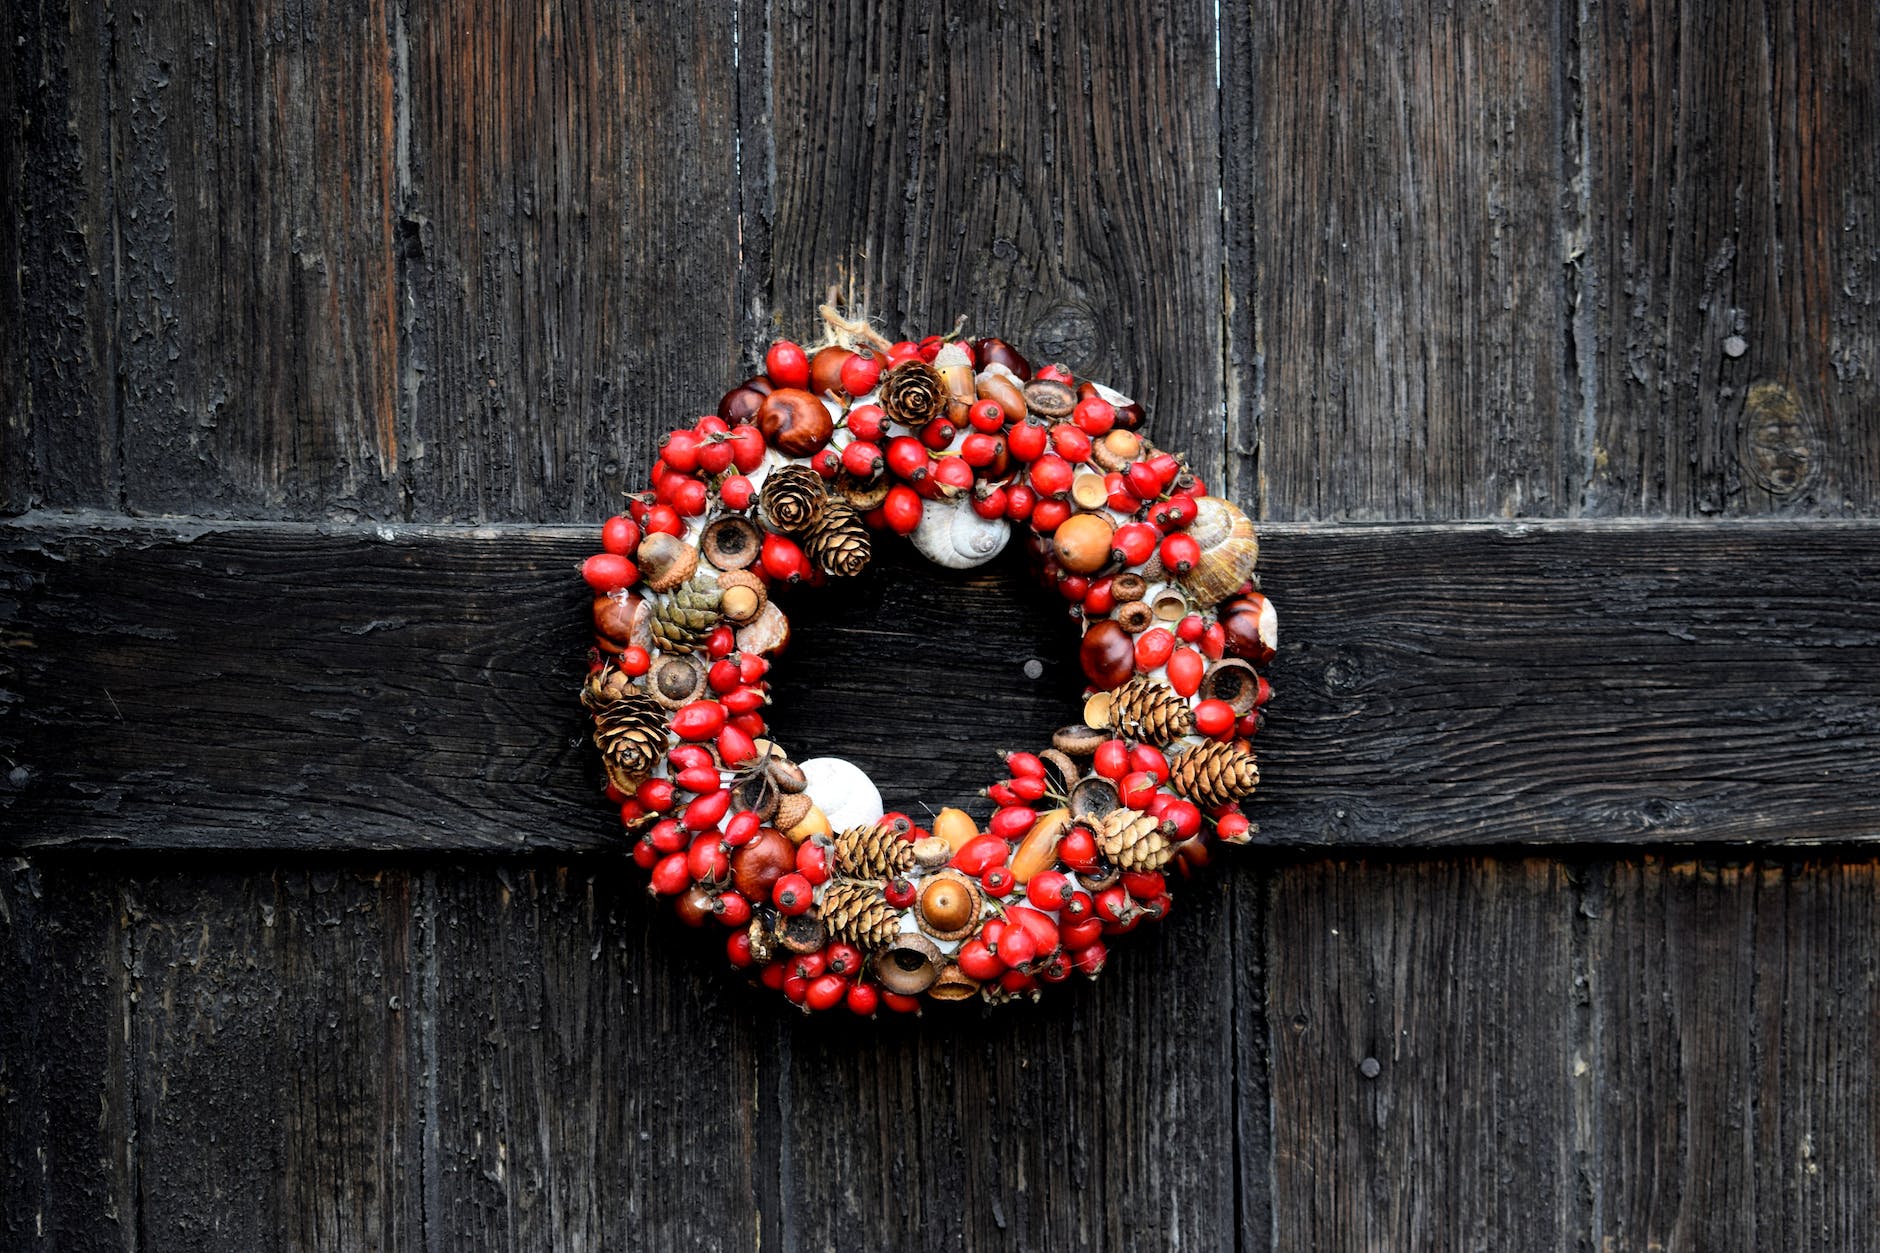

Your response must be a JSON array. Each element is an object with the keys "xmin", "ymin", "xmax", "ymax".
[{"xmin": 5, "ymin": 516, "xmax": 1875, "ymax": 853}]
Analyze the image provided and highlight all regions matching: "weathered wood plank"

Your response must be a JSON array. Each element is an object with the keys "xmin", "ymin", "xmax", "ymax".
[
  {"xmin": 425, "ymin": 864, "xmax": 764, "ymax": 1252},
  {"xmin": 0, "ymin": 859, "xmax": 133, "ymax": 1251},
  {"xmin": 1581, "ymin": 0, "xmax": 1880, "ymax": 516},
  {"xmin": 761, "ymin": 0, "xmax": 1230, "ymax": 484},
  {"xmin": 1265, "ymin": 858, "xmax": 1585, "ymax": 1249},
  {"xmin": 4, "ymin": 515, "xmax": 1877, "ymax": 852},
  {"xmin": 111, "ymin": 0, "xmax": 404, "ymax": 518},
  {"xmin": 1237, "ymin": 0, "xmax": 1572, "ymax": 521},
  {"xmin": 777, "ymin": 876, "xmax": 1240, "ymax": 1252},
  {"xmin": 400, "ymin": 0, "xmax": 749, "ymax": 523},
  {"xmin": 3, "ymin": 0, "xmax": 118, "ymax": 513},
  {"xmin": 126, "ymin": 869, "xmax": 423, "ymax": 1251},
  {"xmin": 1588, "ymin": 858, "xmax": 1880, "ymax": 1250}
]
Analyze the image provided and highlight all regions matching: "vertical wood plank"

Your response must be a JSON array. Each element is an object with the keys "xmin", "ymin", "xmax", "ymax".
[
  {"xmin": 128, "ymin": 869, "xmax": 422, "ymax": 1251},
  {"xmin": 426, "ymin": 865, "xmax": 764, "ymax": 1252},
  {"xmin": 1589, "ymin": 859, "xmax": 1880, "ymax": 1250},
  {"xmin": 1239, "ymin": 0, "xmax": 1572, "ymax": 521},
  {"xmin": 0, "ymin": 860, "xmax": 134, "ymax": 1251},
  {"xmin": 1266, "ymin": 858, "xmax": 1585, "ymax": 1249},
  {"xmin": 399, "ymin": 0, "xmax": 748, "ymax": 523},
  {"xmin": 778, "ymin": 877, "xmax": 1239, "ymax": 1252},
  {"xmin": 761, "ymin": 0, "xmax": 1231, "ymax": 483},
  {"xmin": 1581, "ymin": 0, "xmax": 1880, "ymax": 516},
  {"xmin": 113, "ymin": 0, "xmax": 403, "ymax": 518},
  {"xmin": 4, "ymin": 0, "xmax": 119, "ymax": 512}
]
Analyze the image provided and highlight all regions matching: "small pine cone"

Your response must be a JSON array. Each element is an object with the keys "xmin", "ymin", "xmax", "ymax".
[
  {"xmin": 649, "ymin": 575, "xmax": 724, "ymax": 654},
  {"xmin": 1096, "ymin": 808, "xmax": 1177, "ymax": 873},
  {"xmin": 879, "ymin": 359, "xmax": 946, "ymax": 427},
  {"xmin": 1169, "ymin": 740, "xmax": 1260, "ymax": 809},
  {"xmin": 760, "ymin": 465, "xmax": 827, "ymax": 534},
  {"xmin": 805, "ymin": 501, "xmax": 872, "ymax": 577},
  {"xmin": 817, "ymin": 880, "xmax": 900, "ymax": 950},
  {"xmin": 833, "ymin": 816, "xmax": 915, "ymax": 879},
  {"xmin": 1110, "ymin": 675, "xmax": 1196, "ymax": 744},
  {"xmin": 581, "ymin": 669, "xmax": 669, "ymax": 788}
]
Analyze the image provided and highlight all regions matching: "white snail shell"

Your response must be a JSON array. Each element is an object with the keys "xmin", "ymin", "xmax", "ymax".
[
  {"xmin": 909, "ymin": 495, "xmax": 1011, "ymax": 569},
  {"xmin": 799, "ymin": 757, "xmax": 885, "ymax": 833}
]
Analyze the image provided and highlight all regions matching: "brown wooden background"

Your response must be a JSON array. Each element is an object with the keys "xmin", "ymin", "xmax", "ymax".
[{"xmin": 5, "ymin": 0, "xmax": 1879, "ymax": 1248}]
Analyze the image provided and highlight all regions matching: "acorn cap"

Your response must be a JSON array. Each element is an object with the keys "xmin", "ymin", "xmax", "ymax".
[
  {"xmin": 1201, "ymin": 658, "xmax": 1262, "ymax": 715},
  {"xmin": 1069, "ymin": 775, "xmax": 1121, "ymax": 823},
  {"xmin": 911, "ymin": 836, "xmax": 953, "ymax": 869},
  {"xmin": 701, "ymin": 515, "xmax": 764, "ymax": 571},
  {"xmin": 874, "ymin": 934, "xmax": 944, "ymax": 995},
  {"xmin": 927, "ymin": 965, "xmax": 982, "ymax": 1001},
  {"xmin": 1038, "ymin": 749, "xmax": 1080, "ymax": 797},
  {"xmin": 1115, "ymin": 600, "xmax": 1155, "ymax": 633},
  {"xmin": 915, "ymin": 869, "xmax": 984, "ymax": 942},
  {"xmin": 647, "ymin": 654, "xmax": 707, "ymax": 709},
  {"xmin": 1052, "ymin": 724, "xmax": 1107, "ymax": 757},
  {"xmin": 1070, "ymin": 473, "xmax": 1110, "ymax": 511},
  {"xmin": 773, "ymin": 791, "xmax": 813, "ymax": 832},
  {"xmin": 1023, "ymin": 378, "xmax": 1076, "ymax": 418},
  {"xmin": 732, "ymin": 770, "xmax": 780, "ymax": 824},
  {"xmin": 777, "ymin": 911, "xmax": 828, "ymax": 954},
  {"xmin": 1083, "ymin": 690, "xmax": 1115, "ymax": 730},
  {"xmin": 1110, "ymin": 573, "xmax": 1148, "ymax": 603}
]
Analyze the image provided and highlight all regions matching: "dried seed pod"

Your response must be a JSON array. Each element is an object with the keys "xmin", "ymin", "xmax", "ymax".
[
  {"xmin": 916, "ymin": 869, "xmax": 983, "ymax": 941},
  {"xmin": 912, "ymin": 836, "xmax": 953, "ymax": 869},
  {"xmin": 1151, "ymin": 590, "xmax": 1189, "ymax": 621},
  {"xmin": 777, "ymin": 911, "xmax": 829, "ymax": 954},
  {"xmin": 760, "ymin": 464, "xmax": 827, "ymax": 533},
  {"xmin": 715, "ymin": 569, "xmax": 767, "ymax": 624},
  {"xmin": 746, "ymin": 915, "xmax": 778, "ymax": 965},
  {"xmin": 636, "ymin": 532, "xmax": 699, "ymax": 593},
  {"xmin": 1200, "ymin": 658, "xmax": 1262, "ymax": 715},
  {"xmin": 1023, "ymin": 378, "xmax": 1076, "ymax": 419},
  {"xmin": 837, "ymin": 470, "xmax": 891, "ymax": 511},
  {"xmin": 732, "ymin": 769, "xmax": 781, "ymax": 824},
  {"xmin": 1083, "ymin": 690, "xmax": 1115, "ymax": 730},
  {"xmin": 1037, "ymin": 749, "xmax": 1081, "ymax": 797},
  {"xmin": 647, "ymin": 653, "xmax": 707, "ymax": 709},
  {"xmin": 701, "ymin": 515, "xmax": 764, "ymax": 571},
  {"xmin": 874, "ymin": 934, "xmax": 944, "ymax": 995},
  {"xmin": 880, "ymin": 359, "xmax": 946, "ymax": 427}
]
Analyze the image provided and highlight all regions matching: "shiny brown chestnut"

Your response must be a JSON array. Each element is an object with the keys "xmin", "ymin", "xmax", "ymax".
[
  {"xmin": 730, "ymin": 826, "xmax": 795, "ymax": 902},
  {"xmin": 756, "ymin": 387, "xmax": 835, "ymax": 456},
  {"xmin": 810, "ymin": 346, "xmax": 854, "ymax": 399},
  {"xmin": 1219, "ymin": 593, "xmax": 1278, "ymax": 666},
  {"xmin": 718, "ymin": 384, "xmax": 768, "ymax": 425},
  {"xmin": 976, "ymin": 337, "xmax": 1032, "ymax": 380},
  {"xmin": 1079, "ymin": 619, "xmax": 1136, "ymax": 690}
]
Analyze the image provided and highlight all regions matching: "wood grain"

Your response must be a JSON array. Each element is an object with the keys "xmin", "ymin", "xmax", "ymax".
[
  {"xmin": 424, "ymin": 865, "xmax": 766, "ymax": 1252},
  {"xmin": 1581, "ymin": 0, "xmax": 1880, "ymax": 516},
  {"xmin": 110, "ymin": 0, "xmax": 404, "ymax": 518},
  {"xmin": 1265, "ymin": 858, "xmax": 1585, "ymax": 1248},
  {"xmin": 0, "ymin": 860, "xmax": 133, "ymax": 1251},
  {"xmin": 400, "ymin": 0, "xmax": 750, "ymax": 524},
  {"xmin": 1238, "ymin": 0, "xmax": 1573, "ymax": 521},
  {"xmin": 1588, "ymin": 858, "xmax": 1880, "ymax": 1249},
  {"xmin": 126, "ymin": 869, "xmax": 423, "ymax": 1250},
  {"xmin": 4, "ymin": 515, "xmax": 1876, "ymax": 853},
  {"xmin": 762, "ymin": 0, "xmax": 1231, "ymax": 484},
  {"xmin": 2, "ymin": 0, "xmax": 119, "ymax": 513}
]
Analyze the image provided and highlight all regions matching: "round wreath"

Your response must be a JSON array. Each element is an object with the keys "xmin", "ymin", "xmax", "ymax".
[{"xmin": 579, "ymin": 303, "xmax": 1278, "ymax": 1013}]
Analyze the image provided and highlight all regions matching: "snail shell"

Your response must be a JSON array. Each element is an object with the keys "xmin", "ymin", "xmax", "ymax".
[
  {"xmin": 909, "ymin": 495, "xmax": 1011, "ymax": 569},
  {"xmin": 798, "ymin": 757, "xmax": 885, "ymax": 833},
  {"xmin": 1180, "ymin": 497, "xmax": 1260, "ymax": 608}
]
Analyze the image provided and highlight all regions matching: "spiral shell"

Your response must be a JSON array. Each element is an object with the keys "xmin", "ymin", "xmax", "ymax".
[
  {"xmin": 1180, "ymin": 497, "xmax": 1260, "ymax": 608},
  {"xmin": 909, "ymin": 495, "xmax": 1012, "ymax": 569}
]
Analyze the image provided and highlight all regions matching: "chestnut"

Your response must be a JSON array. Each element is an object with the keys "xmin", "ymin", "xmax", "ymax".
[
  {"xmin": 730, "ymin": 826, "xmax": 795, "ymax": 902},
  {"xmin": 976, "ymin": 337, "xmax": 1032, "ymax": 381},
  {"xmin": 718, "ymin": 384, "xmax": 767, "ymax": 425},
  {"xmin": 756, "ymin": 387, "xmax": 835, "ymax": 456},
  {"xmin": 1079, "ymin": 619, "xmax": 1136, "ymax": 690},
  {"xmin": 809, "ymin": 346, "xmax": 854, "ymax": 399}
]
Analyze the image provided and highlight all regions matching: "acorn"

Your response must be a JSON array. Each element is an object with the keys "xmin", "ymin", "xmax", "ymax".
[
  {"xmin": 701, "ymin": 515, "xmax": 764, "ymax": 571},
  {"xmin": 715, "ymin": 569, "xmax": 767, "ymax": 624},
  {"xmin": 1009, "ymin": 807, "xmax": 1071, "ymax": 883},
  {"xmin": 1092, "ymin": 429, "xmax": 1143, "ymax": 472},
  {"xmin": 1052, "ymin": 512, "xmax": 1114, "ymax": 576},
  {"xmin": 934, "ymin": 342, "xmax": 979, "ymax": 423},
  {"xmin": 636, "ymin": 532, "xmax": 699, "ymax": 593},
  {"xmin": 756, "ymin": 388, "xmax": 835, "ymax": 455},
  {"xmin": 916, "ymin": 869, "xmax": 983, "ymax": 941},
  {"xmin": 976, "ymin": 365, "xmax": 1028, "ymax": 422}
]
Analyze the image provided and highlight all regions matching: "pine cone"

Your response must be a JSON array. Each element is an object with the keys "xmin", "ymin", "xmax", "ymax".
[
  {"xmin": 649, "ymin": 575, "xmax": 723, "ymax": 654},
  {"xmin": 805, "ymin": 501, "xmax": 872, "ymax": 577},
  {"xmin": 581, "ymin": 668, "xmax": 669, "ymax": 789},
  {"xmin": 1169, "ymin": 740, "xmax": 1260, "ymax": 809},
  {"xmin": 1109, "ymin": 675, "xmax": 1196, "ymax": 744},
  {"xmin": 817, "ymin": 880, "xmax": 900, "ymax": 950},
  {"xmin": 1096, "ymin": 809, "xmax": 1177, "ymax": 873},
  {"xmin": 833, "ymin": 817, "xmax": 915, "ymax": 878},
  {"xmin": 879, "ymin": 359, "xmax": 945, "ymax": 427},
  {"xmin": 760, "ymin": 465, "xmax": 826, "ymax": 533}
]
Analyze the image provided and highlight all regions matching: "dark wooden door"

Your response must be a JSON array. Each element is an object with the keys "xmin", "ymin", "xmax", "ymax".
[{"xmin": 6, "ymin": 1, "xmax": 1878, "ymax": 1249}]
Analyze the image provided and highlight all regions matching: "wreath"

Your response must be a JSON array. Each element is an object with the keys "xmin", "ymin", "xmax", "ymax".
[{"xmin": 579, "ymin": 302, "xmax": 1278, "ymax": 1012}]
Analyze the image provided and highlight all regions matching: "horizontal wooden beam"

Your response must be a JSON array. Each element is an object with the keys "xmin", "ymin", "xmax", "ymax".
[{"xmin": 3, "ymin": 513, "xmax": 1876, "ymax": 852}]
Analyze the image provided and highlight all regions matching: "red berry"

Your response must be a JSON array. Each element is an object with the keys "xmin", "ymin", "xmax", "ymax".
[
  {"xmin": 1072, "ymin": 943, "xmax": 1108, "ymax": 977},
  {"xmin": 1134, "ymin": 627, "xmax": 1176, "ymax": 670},
  {"xmin": 1118, "ymin": 771, "xmax": 1159, "ymax": 809},
  {"xmin": 960, "ymin": 432, "xmax": 1002, "ymax": 467},
  {"xmin": 1003, "ymin": 484, "xmax": 1036, "ymax": 521},
  {"xmin": 1176, "ymin": 613, "xmax": 1206, "ymax": 643},
  {"xmin": 1215, "ymin": 811, "xmax": 1252, "ymax": 843},
  {"xmin": 988, "ymin": 806, "xmax": 1038, "ymax": 841},
  {"xmin": 1073, "ymin": 397, "xmax": 1116, "ymax": 435},
  {"xmin": 1194, "ymin": 699, "xmax": 1236, "ymax": 738},
  {"xmin": 1027, "ymin": 871, "xmax": 1072, "ymax": 911},
  {"xmin": 720, "ymin": 474, "xmax": 755, "ymax": 510},
  {"xmin": 697, "ymin": 438, "xmax": 735, "ymax": 476},
  {"xmin": 675, "ymin": 764, "xmax": 721, "ymax": 794},
  {"xmin": 1059, "ymin": 826, "xmax": 1101, "ymax": 873},
  {"xmin": 845, "ymin": 982, "xmax": 881, "ymax": 1016},
  {"xmin": 1061, "ymin": 891, "xmax": 1095, "ymax": 923},
  {"xmin": 958, "ymin": 939, "xmax": 1005, "ymax": 981},
  {"xmin": 683, "ymin": 788, "xmax": 731, "ymax": 832},
  {"xmin": 972, "ymin": 485, "xmax": 1008, "ymax": 519},
  {"xmin": 649, "ymin": 853, "xmax": 690, "ymax": 896},
  {"xmin": 1006, "ymin": 418, "xmax": 1050, "ymax": 462},
  {"xmin": 1093, "ymin": 739, "xmax": 1131, "ymax": 780},
  {"xmin": 727, "ymin": 931, "xmax": 755, "ymax": 967},
  {"xmin": 636, "ymin": 778, "xmax": 675, "ymax": 812},
  {"xmin": 883, "ymin": 485, "xmax": 923, "ymax": 534},
  {"xmin": 885, "ymin": 435, "xmax": 929, "ymax": 481},
  {"xmin": 772, "ymin": 873, "xmax": 813, "ymax": 915},
  {"xmin": 885, "ymin": 341, "xmax": 922, "ymax": 367},
  {"xmin": 1006, "ymin": 751, "xmax": 1047, "ymax": 778},
  {"xmin": 824, "ymin": 942, "xmax": 865, "ymax": 977},
  {"xmin": 1163, "ymin": 799, "xmax": 1203, "ymax": 840},
  {"xmin": 766, "ymin": 340, "xmax": 811, "ymax": 389},
  {"xmin": 687, "ymin": 835, "xmax": 729, "ymax": 882},
  {"xmin": 930, "ymin": 455, "xmax": 975, "ymax": 495},
  {"xmin": 1060, "ymin": 916, "xmax": 1104, "ymax": 950},
  {"xmin": 1129, "ymin": 744, "xmax": 1170, "ymax": 782},
  {"xmin": 705, "ymin": 625, "xmax": 736, "ymax": 658},
  {"xmin": 1029, "ymin": 454, "xmax": 1074, "ymax": 498},
  {"xmin": 842, "ymin": 440, "xmax": 884, "ymax": 478},
  {"xmin": 1166, "ymin": 647, "xmax": 1205, "ymax": 697},
  {"xmin": 1160, "ymin": 532, "xmax": 1201, "ymax": 575},
  {"xmin": 847, "ymin": 404, "xmax": 886, "ymax": 442},
  {"xmin": 952, "ymin": 833, "xmax": 1012, "ymax": 876},
  {"xmin": 968, "ymin": 399, "xmax": 1006, "ymax": 432},
  {"xmin": 716, "ymin": 891, "xmax": 751, "ymax": 927},
  {"xmin": 1051, "ymin": 424, "xmax": 1092, "ymax": 463},
  {"xmin": 650, "ymin": 819, "xmax": 687, "ymax": 854},
  {"xmin": 981, "ymin": 865, "xmax": 1016, "ymax": 896},
  {"xmin": 645, "ymin": 504, "xmax": 684, "ymax": 536},
  {"xmin": 919, "ymin": 418, "xmax": 958, "ymax": 451},
  {"xmin": 661, "ymin": 429, "xmax": 702, "ymax": 473},
  {"xmin": 718, "ymin": 724, "xmax": 758, "ymax": 766},
  {"xmin": 581, "ymin": 553, "xmax": 637, "ymax": 593},
  {"xmin": 724, "ymin": 811, "xmax": 761, "ymax": 848},
  {"xmin": 997, "ymin": 925, "xmax": 1038, "ymax": 969},
  {"xmin": 1008, "ymin": 774, "xmax": 1048, "ymax": 803},
  {"xmin": 619, "ymin": 645, "xmax": 650, "ymax": 677},
  {"xmin": 1125, "ymin": 461, "xmax": 1162, "ymax": 500},
  {"xmin": 1031, "ymin": 498, "xmax": 1072, "ymax": 534},
  {"xmin": 601, "ymin": 515, "xmax": 639, "ymax": 555},
  {"xmin": 761, "ymin": 532, "xmax": 808, "ymax": 581},
  {"xmin": 884, "ymin": 876, "xmax": 918, "ymax": 909},
  {"xmin": 841, "ymin": 351, "xmax": 882, "ymax": 396},
  {"xmin": 671, "ymin": 700, "xmax": 728, "ymax": 742}
]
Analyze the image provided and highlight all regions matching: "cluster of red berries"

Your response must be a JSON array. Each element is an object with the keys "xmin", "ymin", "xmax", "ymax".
[{"xmin": 579, "ymin": 311, "xmax": 1276, "ymax": 1012}]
